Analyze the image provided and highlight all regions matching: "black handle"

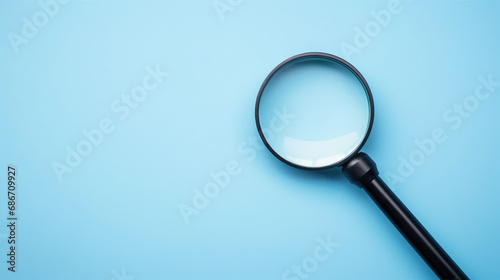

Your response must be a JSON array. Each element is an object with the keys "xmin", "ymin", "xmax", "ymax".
[{"xmin": 342, "ymin": 153, "xmax": 468, "ymax": 280}]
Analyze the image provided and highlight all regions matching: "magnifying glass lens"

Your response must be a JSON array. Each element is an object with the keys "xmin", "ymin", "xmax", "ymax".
[{"xmin": 257, "ymin": 57, "xmax": 372, "ymax": 169}]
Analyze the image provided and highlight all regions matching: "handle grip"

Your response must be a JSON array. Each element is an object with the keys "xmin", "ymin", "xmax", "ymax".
[{"xmin": 343, "ymin": 153, "xmax": 468, "ymax": 280}]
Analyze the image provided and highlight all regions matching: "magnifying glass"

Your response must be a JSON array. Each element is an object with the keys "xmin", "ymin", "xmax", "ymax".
[{"xmin": 255, "ymin": 52, "xmax": 468, "ymax": 280}]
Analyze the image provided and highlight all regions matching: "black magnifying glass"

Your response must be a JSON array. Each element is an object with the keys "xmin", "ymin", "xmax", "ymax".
[{"xmin": 255, "ymin": 52, "xmax": 468, "ymax": 280}]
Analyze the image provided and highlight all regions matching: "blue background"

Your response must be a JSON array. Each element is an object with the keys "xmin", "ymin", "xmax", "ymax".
[{"xmin": 1, "ymin": 0, "xmax": 499, "ymax": 279}]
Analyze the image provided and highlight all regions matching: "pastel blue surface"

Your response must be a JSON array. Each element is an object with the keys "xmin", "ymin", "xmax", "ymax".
[{"xmin": 1, "ymin": 1, "xmax": 499, "ymax": 279}]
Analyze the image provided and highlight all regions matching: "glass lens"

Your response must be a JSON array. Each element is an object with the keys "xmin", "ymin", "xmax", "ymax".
[{"xmin": 257, "ymin": 57, "xmax": 372, "ymax": 169}]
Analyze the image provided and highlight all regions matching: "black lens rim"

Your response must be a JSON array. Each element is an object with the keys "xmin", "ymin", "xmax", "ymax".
[{"xmin": 255, "ymin": 52, "xmax": 375, "ymax": 170}]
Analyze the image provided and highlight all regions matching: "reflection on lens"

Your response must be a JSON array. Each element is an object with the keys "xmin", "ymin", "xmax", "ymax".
[{"xmin": 257, "ymin": 57, "xmax": 372, "ymax": 169}]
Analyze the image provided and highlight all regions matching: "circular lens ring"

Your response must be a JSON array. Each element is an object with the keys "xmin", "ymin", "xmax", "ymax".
[{"xmin": 255, "ymin": 52, "xmax": 375, "ymax": 170}]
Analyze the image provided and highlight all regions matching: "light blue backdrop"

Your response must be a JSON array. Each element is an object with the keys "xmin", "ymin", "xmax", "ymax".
[{"xmin": 1, "ymin": 0, "xmax": 499, "ymax": 279}]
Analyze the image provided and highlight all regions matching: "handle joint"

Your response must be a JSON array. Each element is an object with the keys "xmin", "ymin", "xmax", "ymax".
[{"xmin": 342, "ymin": 153, "xmax": 379, "ymax": 188}]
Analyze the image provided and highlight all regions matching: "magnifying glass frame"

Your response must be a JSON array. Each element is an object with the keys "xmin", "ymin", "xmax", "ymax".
[{"xmin": 255, "ymin": 52, "xmax": 375, "ymax": 170}]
